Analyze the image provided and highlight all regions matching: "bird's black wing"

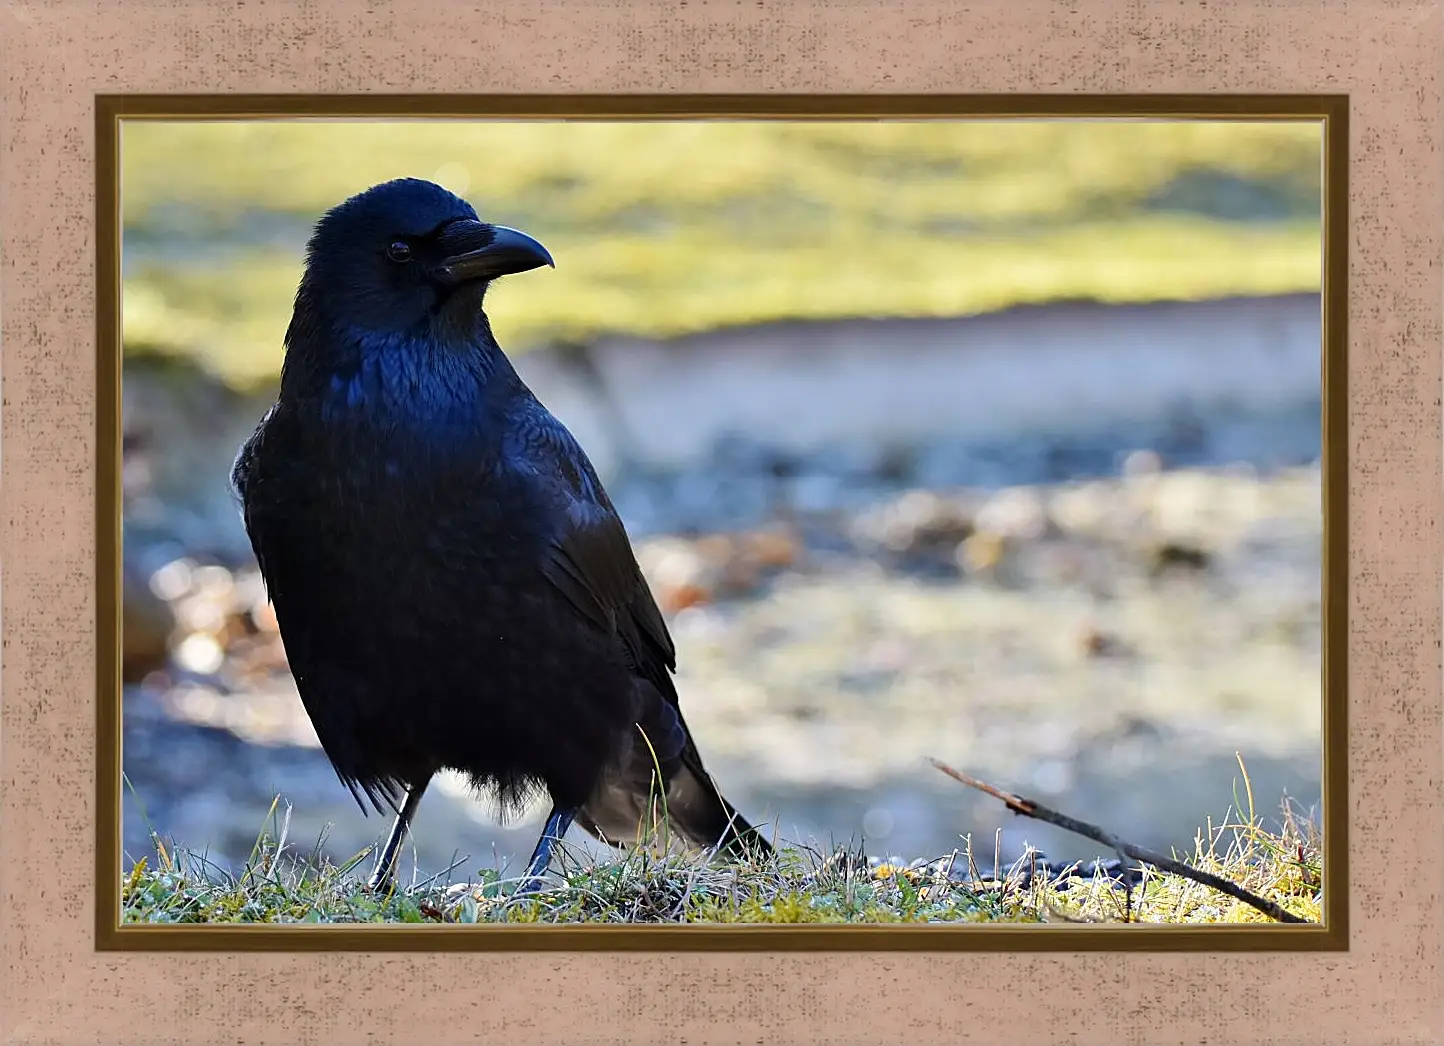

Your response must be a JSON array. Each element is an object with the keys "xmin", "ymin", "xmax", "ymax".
[
  {"xmin": 524, "ymin": 422, "xmax": 677, "ymax": 683},
  {"xmin": 506, "ymin": 398, "xmax": 772, "ymax": 858},
  {"xmin": 505, "ymin": 402, "xmax": 697, "ymax": 756}
]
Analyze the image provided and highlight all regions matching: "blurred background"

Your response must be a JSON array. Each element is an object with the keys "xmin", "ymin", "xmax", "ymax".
[{"xmin": 120, "ymin": 119, "xmax": 1324, "ymax": 882}]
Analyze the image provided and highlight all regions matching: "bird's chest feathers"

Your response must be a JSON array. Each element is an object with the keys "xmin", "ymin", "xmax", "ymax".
[
  {"xmin": 309, "ymin": 331, "xmax": 506, "ymax": 510},
  {"xmin": 320, "ymin": 332, "xmax": 484, "ymax": 436}
]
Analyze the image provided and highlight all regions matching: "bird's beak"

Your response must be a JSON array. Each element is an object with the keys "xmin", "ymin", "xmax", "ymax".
[{"xmin": 431, "ymin": 220, "xmax": 555, "ymax": 286}]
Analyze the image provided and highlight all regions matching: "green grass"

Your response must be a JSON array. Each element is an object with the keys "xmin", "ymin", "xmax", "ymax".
[
  {"xmin": 121, "ymin": 793, "xmax": 1322, "ymax": 926},
  {"xmin": 121, "ymin": 120, "xmax": 1324, "ymax": 388}
]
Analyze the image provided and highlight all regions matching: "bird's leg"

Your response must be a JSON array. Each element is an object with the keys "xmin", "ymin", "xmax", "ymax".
[
  {"xmin": 515, "ymin": 805, "xmax": 576, "ymax": 894},
  {"xmin": 366, "ymin": 780, "xmax": 430, "ymax": 894}
]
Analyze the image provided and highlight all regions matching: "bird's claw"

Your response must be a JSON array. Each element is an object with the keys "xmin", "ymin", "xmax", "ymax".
[
  {"xmin": 365, "ymin": 876, "xmax": 397, "ymax": 896},
  {"xmin": 512, "ymin": 875, "xmax": 548, "ymax": 897}
]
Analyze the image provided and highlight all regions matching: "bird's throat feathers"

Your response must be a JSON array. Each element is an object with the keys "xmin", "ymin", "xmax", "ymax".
[{"xmin": 284, "ymin": 316, "xmax": 518, "ymax": 437}]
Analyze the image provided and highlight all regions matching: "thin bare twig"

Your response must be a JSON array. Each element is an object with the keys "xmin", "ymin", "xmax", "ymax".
[{"xmin": 927, "ymin": 757, "xmax": 1311, "ymax": 925}]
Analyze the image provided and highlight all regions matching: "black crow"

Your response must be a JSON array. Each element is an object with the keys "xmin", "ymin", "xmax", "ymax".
[{"xmin": 231, "ymin": 178, "xmax": 773, "ymax": 893}]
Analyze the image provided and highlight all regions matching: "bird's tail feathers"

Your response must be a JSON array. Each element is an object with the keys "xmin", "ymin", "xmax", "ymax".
[{"xmin": 666, "ymin": 763, "xmax": 776, "ymax": 862}]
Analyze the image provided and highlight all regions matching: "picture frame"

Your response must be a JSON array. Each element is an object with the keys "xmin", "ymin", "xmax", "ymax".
[
  {"xmin": 96, "ymin": 91, "xmax": 1348, "ymax": 955},
  {"xmin": 3, "ymin": 2, "xmax": 1439, "ymax": 1042}
]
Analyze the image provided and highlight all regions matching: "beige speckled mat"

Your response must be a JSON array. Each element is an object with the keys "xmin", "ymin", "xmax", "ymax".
[{"xmin": 2, "ymin": 1, "xmax": 1440, "ymax": 1043}]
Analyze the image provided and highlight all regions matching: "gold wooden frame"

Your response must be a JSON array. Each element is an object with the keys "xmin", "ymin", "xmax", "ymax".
[{"xmin": 95, "ymin": 94, "xmax": 1347, "ymax": 953}]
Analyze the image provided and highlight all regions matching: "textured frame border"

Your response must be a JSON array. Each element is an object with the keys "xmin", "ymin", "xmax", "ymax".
[
  {"xmin": 93, "ymin": 93, "xmax": 1348, "ymax": 956},
  {"xmin": 3, "ymin": 2, "xmax": 1440, "ymax": 1043}
]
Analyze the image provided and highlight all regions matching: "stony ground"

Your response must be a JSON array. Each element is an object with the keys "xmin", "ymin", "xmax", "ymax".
[{"xmin": 122, "ymin": 453, "xmax": 1322, "ymax": 881}]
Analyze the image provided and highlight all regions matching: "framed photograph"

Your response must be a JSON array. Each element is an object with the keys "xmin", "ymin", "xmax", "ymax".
[{"xmin": 3, "ymin": 2, "xmax": 1440, "ymax": 1044}]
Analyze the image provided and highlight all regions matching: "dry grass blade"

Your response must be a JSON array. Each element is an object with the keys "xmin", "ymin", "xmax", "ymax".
[{"xmin": 927, "ymin": 757, "xmax": 1312, "ymax": 924}]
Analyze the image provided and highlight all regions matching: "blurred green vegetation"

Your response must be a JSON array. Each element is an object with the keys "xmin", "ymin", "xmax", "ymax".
[{"xmin": 122, "ymin": 120, "xmax": 1323, "ymax": 388}]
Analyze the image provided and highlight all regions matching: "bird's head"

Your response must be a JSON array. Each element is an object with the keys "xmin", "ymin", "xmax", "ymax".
[{"xmin": 295, "ymin": 177, "xmax": 554, "ymax": 343}]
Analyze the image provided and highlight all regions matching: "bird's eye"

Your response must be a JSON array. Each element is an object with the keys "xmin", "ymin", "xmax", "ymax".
[{"xmin": 385, "ymin": 241, "xmax": 413, "ymax": 264}]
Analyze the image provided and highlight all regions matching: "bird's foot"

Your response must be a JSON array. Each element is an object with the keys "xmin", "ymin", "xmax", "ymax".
[
  {"xmin": 511, "ymin": 874, "xmax": 549, "ymax": 897},
  {"xmin": 364, "ymin": 871, "xmax": 399, "ymax": 896},
  {"xmin": 511, "ymin": 804, "xmax": 577, "ymax": 897}
]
